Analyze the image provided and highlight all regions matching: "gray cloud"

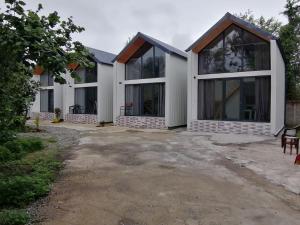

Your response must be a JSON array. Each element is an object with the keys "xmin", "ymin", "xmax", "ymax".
[{"xmin": 1, "ymin": 0, "xmax": 287, "ymax": 54}]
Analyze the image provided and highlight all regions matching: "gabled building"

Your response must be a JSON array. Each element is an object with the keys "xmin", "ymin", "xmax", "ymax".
[
  {"xmin": 113, "ymin": 32, "xmax": 187, "ymax": 129},
  {"xmin": 186, "ymin": 13, "xmax": 285, "ymax": 135},
  {"xmin": 31, "ymin": 47, "xmax": 116, "ymax": 124}
]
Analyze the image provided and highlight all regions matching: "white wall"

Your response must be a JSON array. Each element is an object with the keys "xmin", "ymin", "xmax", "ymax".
[
  {"xmin": 62, "ymin": 71, "xmax": 75, "ymax": 116},
  {"xmin": 165, "ymin": 54, "xmax": 187, "ymax": 127},
  {"xmin": 30, "ymin": 75, "xmax": 40, "ymax": 113},
  {"xmin": 270, "ymin": 40, "xmax": 285, "ymax": 134},
  {"xmin": 54, "ymin": 82, "xmax": 63, "ymax": 114},
  {"xmin": 98, "ymin": 63, "xmax": 113, "ymax": 122},
  {"xmin": 187, "ymin": 51, "xmax": 198, "ymax": 129},
  {"xmin": 113, "ymin": 62, "xmax": 125, "ymax": 123}
]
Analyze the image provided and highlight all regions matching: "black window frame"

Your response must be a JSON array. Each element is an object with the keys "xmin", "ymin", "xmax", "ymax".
[
  {"xmin": 197, "ymin": 76, "xmax": 271, "ymax": 123},
  {"xmin": 198, "ymin": 24, "xmax": 271, "ymax": 75},
  {"xmin": 125, "ymin": 44, "xmax": 165, "ymax": 80},
  {"xmin": 125, "ymin": 83, "xmax": 165, "ymax": 117}
]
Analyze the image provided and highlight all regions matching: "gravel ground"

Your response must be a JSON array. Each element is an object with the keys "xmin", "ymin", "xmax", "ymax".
[{"xmin": 27, "ymin": 122, "xmax": 300, "ymax": 225}]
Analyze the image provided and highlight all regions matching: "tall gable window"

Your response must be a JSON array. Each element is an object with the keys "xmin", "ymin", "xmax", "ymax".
[
  {"xmin": 126, "ymin": 43, "xmax": 165, "ymax": 80},
  {"xmin": 75, "ymin": 62, "xmax": 97, "ymax": 84},
  {"xmin": 198, "ymin": 25, "xmax": 270, "ymax": 74},
  {"xmin": 40, "ymin": 71, "xmax": 54, "ymax": 87}
]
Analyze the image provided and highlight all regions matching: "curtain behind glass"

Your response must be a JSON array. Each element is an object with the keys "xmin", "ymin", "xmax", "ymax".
[
  {"xmin": 125, "ymin": 85, "xmax": 141, "ymax": 116},
  {"xmin": 255, "ymin": 77, "xmax": 271, "ymax": 122},
  {"xmin": 75, "ymin": 88, "xmax": 85, "ymax": 113},
  {"xmin": 40, "ymin": 90, "xmax": 48, "ymax": 112},
  {"xmin": 198, "ymin": 80, "xmax": 215, "ymax": 120}
]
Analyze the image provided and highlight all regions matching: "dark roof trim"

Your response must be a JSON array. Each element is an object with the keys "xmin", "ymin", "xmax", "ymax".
[
  {"xmin": 113, "ymin": 32, "xmax": 187, "ymax": 63},
  {"xmin": 186, "ymin": 12, "xmax": 278, "ymax": 52},
  {"xmin": 86, "ymin": 47, "xmax": 116, "ymax": 65}
]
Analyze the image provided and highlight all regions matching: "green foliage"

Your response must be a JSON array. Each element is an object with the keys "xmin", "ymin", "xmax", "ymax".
[
  {"xmin": 0, "ymin": 209, "xmax": 29, "ymax": 225},
  {"xmin": 0, "ymin": 0, "xmax": 92, "ymax": 142},
  {"xmin": 0, "ymin": 136, "xmax": 61, "ymax": 220},
  {"xmin": 235, "ymin": 10, "xmax": 282, "ymax": 36},
  {"xmin": 279, "ymin": 0, "xmax": 300, "ymax": 100},
  {"xmin": 0, "ymin": 175, "xmax": 50, "ymax": 207},
  {"xmin": 236, "ymin": 0, "xmax": 300, "ymax": 100},
  {"xmin": 0, "ymin": 146, "xmax": 13, "ymax": 162},
  {"xmin": 1, "ymin": 137, "xmax": 44, "ymax": 162}
]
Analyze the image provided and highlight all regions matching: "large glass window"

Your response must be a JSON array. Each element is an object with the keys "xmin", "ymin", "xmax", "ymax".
[
  {"xmin": 198, "ymin": 25, "xmax": 270, "ymax": 74},
  {"xmin": 198, "ymin": 76, "xmax": 270, "ymax": 122},
  {"xmin": 125, "ymin": 43, "xmax": 165, "ymax": 80},
  {"xmin": 40, "ymin": 71, "xmax": 54, "ymax": 87},
  {"xmin": 125, "ymin": 83, "xmax": 165, "ymax": 117},
  {"xmin": 40, "ymin": 89, "xmax": 54, "ymax": 112},
  {"xmin": 75, "ymin": 62, "xmax": 97, "ymax": 84},
  {"xmin": 74, "ymin": 87, "xmax": 97, "ymax": 114}
]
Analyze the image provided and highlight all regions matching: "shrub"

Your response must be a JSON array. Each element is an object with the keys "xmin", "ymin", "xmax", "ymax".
[
  {"xmin": 0, "ymin": 175, "xmax": 50, "ymax": 207},
  {"xmin": 3, "ymin": 141, "xmax": 24, "ymax": 160},
  {"xmin": 0, "ymin": 146, "xmax": 13, "ymax": 162},
  {"xmin": 17, "ymin": 138, "xmax": 44, "ymax": 152},
  {"xmin": 0, "ymin": 209, "xmax": 29, "ymax": 225}
]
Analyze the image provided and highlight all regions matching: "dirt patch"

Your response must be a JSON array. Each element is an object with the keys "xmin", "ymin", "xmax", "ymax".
[{"xmin": 35, "ymin": 126, "xmax": 300, "ymax": 225}]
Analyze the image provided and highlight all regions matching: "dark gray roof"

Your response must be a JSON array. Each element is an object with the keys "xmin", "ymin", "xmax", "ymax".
[
  {"xmin": 186, "ymin": 12, "xmax": 278, "ymax": 52},
  {"xmin": 86, "ymin": 47, "xmax": 116, "ymax": 65},
  {"xmin": 113, "ymin": 32, "xmax": 187, "ymax": 62}
]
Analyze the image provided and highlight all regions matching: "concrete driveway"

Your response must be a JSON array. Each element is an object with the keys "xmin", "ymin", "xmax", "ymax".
[{"xmin": 35, "ymin": 123, "xmax": 300, "ymax": 225}]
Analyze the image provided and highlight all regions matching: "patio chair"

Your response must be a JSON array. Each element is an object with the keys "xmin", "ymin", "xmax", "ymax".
[{"xmin": 281, "ymin": 124, "xmax": 300, "ymax": 147}]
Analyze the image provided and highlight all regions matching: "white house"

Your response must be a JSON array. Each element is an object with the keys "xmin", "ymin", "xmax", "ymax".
[
  {"xmin": 113, "ymin": 32, "xmax": 187, "ymax": 129},
  {"xmin": 186, "ymin": 13, "xmax": 285, "ymax": 135},
  {"xmin": 31, "ymin": 47, "xmax": 116, "ymax": 124}
]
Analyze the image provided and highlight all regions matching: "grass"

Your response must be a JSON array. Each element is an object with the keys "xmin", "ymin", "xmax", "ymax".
[{"xmin": 0, "ymin": 136, "xmax": 61, "ymax": 225}]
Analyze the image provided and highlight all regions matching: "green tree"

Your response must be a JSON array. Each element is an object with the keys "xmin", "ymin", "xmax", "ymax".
[
  {"xmin": 235, "ymin": 10, "xmax": 283, "ymax": 36},
  {"xmin": 0, "ymin": 0, "xmax": 92, "ymax": 142},
  {"xmin": 279, "ymin": 0, "xmax": 300, "ymax": 99}
]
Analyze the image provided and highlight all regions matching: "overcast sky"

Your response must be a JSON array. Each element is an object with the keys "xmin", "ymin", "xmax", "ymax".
[{"xmin": 2, "ymin": 0, "xmax": 288, "ymax": 54}]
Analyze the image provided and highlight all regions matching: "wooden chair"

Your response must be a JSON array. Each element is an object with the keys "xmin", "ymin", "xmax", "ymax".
[{"xmin": 281, "ymin": 124, "xmax": 300, "ymax": 147}]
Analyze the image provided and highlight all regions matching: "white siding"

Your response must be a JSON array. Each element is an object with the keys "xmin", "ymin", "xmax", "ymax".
[
  {"xmin": 62, "ymin": 72, "xmax": 75, "ymax": 116},
  {"xmin": 113, "ymin": 62, "xmax": 125, "ymax": 123},
  {"xmin": 98, "ymin": 64, "xmax": 113, "ymax": 122},
  {"xmin": 30, "ymin": 75, "xmax": 40, "ymax": 113},
  {"xmin": 165, "ymin": 54, "xmax": 187, "ymax": 127},
  {"xmin": 270, "ymin": 40, "xmax": 285, "ymax": 134},
  {"xmin": 187, "ymin": 51, "xmax": 198, "ymax": 128}
]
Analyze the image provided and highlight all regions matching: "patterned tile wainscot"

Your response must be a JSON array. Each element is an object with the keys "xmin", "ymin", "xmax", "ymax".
[
  {"xmin": 64, "ymin": 114, "xmax": 97, "ymax": 124},
  {"xmin": 116, "ymin": 116, "xmax": 166, "ymax": 129},
  {"xmin": 31, "ymin": 112, "xmax": 55, "ymax": 121},
  {"xmin": 189, "ymin": 120, "xmax": 271, "ymax": 135}
]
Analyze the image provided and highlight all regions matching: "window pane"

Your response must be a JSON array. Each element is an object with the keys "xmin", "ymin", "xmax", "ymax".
[
  {"xmin": 154, "ymin": 47, "xmax": 165, "ymax": 77},
  {"xmin": 125, "ymin": 85, "xmax": 141, "ymax": 116},
  {"xmin": 224, "ymin": 79, "xmax": 240, "ymax": 120},
  {"xmin": 199, "ymin": 34, "xmax": 224, "ymax": 74},
  {"xmin": 75, "ymin": 63, "xmax": 97, "ymax": 84},
  {"xmin": 143, "ymin": 84, "xmax": 154, "ymax": 115},
  {"xmin": 214, "ymin": 80, "xmax": 223, "ymax": 119},
  {"xmin": 125, "ymin": 83, "xmax": 165, "ymax": 117},
  {"xmin": 126, "ymin": 57, "xmax": 141, "ymax": 80},
  {"xmin": 126, "ymin": 43, "xmax": 165, "ymax": 79},
  {"xmin": 40, "ymin": 89, "xmax": 54, "ymax": 112},
  {"xmin": 40, "ymin": 72, "xmax": 54, "ymax": 87},
  {"xmin": 40, "ymin": 90, "xmax": 48, "ymax": 112},
  {"xmin": 142, "ymin": 47, "xmax": 154, "ymax": 78},
  {"xmin": 75, "ymin": 87, "xmax": 97, "ymax": 114},
  {"xmin": 241, "ymin": 78, "xmax": 256, "ymax": 121},
  {"xmin": 255, "ymin": 77, "xmax": 271, "ymax": 122},
  {"xmin": 198, "ymin": 25, "xmax": 270, "ymax": 75}
]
